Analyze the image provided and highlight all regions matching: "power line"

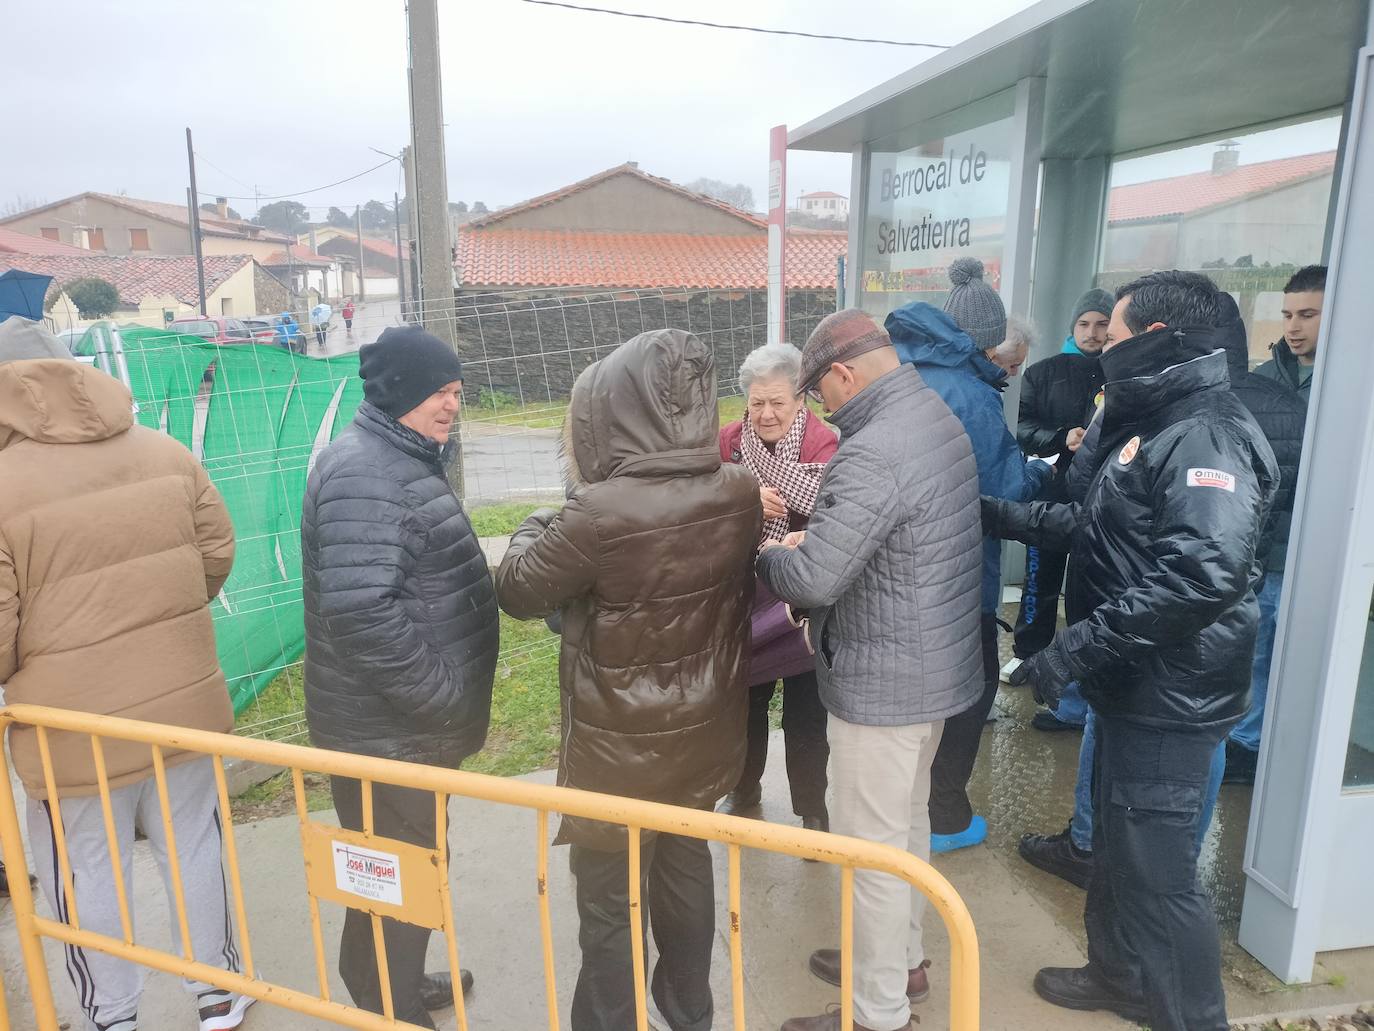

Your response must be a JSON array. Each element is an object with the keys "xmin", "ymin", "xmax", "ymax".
[
  {"xmin": 201, "ymin": 156, "xmax": 399, "ymax": 203},
  {"xmin": 194, "ymin": 152, "xmax": 257, "ymax": 194},
  {"xmin": 518, "ymin": 0, "xmax": 950, "ymax": 47}
]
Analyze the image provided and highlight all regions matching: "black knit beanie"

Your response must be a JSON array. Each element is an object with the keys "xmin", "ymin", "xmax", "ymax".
[{"xmin": 359, "ymin": 325, "xmax": 464, "ymax": 419}]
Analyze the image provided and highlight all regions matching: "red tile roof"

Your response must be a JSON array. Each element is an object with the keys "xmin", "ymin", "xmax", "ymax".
[
  {"xmin": 455, "ymin": 228, "xmax": 846, "ymax": 290},
  {"xmin": 317, "ymin": 232, "xmax": 401, "ymax": 260},
  {"xmin": 0, "ymin": 193, "xmax": 293, "ymax": 244},
  {"xmin": 262, "ymin": 248, "xmax": 335, "ymax": 267},
  {"xmin": 0, "ymin": 227, "xmax": 91, "ymax": 256},
  {"xmin": 466, "ymin": 163, "xmax": 766, "ymax": 231},
  {"xmin": 0, "ymin": 253, "xmax": 254, "ymax": 307},
  {"xmin": 1108, "ymin": 151, "xmax": 1336, "ymax": 223},
  {"xmin": 800, "ymin": 191, "xmax": 845, "ymax": 200}
]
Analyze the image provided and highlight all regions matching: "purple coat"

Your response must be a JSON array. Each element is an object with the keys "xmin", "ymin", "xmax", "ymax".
[{"xmin": 720, "ymin": 412, "xmax": 838, "ymax": 685}]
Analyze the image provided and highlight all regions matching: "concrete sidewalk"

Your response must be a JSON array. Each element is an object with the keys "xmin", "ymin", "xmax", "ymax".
[
  {"xmin": 5, "ymin": 686, "xmax": 1373, "ymax": 1027},
  {"xmin": 1, "ymin": 758, "xmax": 1109, "ymax": 1031}
]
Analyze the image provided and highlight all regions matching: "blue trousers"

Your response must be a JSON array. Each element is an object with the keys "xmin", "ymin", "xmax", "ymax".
[
  {"xmin": 1069, "ymin": 708, "xmax": 1226, "ymax": 853},
  {"xmin": 1229, "ymin": 572, "xmax": 1283, "ymax": 752}
]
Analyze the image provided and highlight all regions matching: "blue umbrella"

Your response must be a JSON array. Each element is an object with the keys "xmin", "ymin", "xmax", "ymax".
[{"xmin": 0, "ymin": 268, "xmax": 54, "ymax": 323}]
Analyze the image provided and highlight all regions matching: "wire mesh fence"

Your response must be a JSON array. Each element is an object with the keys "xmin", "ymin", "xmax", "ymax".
[{"xmin": 70, "ymin": 285, "xmax": 836, "ymax": 752}]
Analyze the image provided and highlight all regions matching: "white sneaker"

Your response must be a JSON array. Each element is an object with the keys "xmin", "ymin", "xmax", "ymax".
[
  {"xmin": 999, "ymin": 657, "xmax": 1023, "ymax": 684},
  {"xmin": 197, "ymin": 990, "xmax": 255, "ymax": 1031}
]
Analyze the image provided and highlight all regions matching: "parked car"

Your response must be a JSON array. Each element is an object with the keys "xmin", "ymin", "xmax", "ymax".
[
  {"xmin": 170, "ymin": 316, "xmax": 256, "ymax": 346},
  {"xmin": 241, "ymin": 318, "xmax": 284, "ymax": 346}
]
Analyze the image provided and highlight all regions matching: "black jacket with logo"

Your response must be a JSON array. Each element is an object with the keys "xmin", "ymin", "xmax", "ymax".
[{"xmin": 987, "ymin": 327, "xmax": 1279, "ymax": 729}]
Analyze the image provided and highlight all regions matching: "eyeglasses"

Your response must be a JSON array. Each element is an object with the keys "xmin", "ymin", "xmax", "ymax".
[{"xmin": 805, "ymin": 363, "xmax": 853, "ymax": 404}]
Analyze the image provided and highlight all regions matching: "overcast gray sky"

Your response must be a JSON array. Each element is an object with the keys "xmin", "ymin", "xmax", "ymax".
[
  {"xmin": 3, "ymin": 0, "xmax": 1041, "ymax": 218},
  {"xmin": 3, "ymin": 0, "xmax": 1343, "ymax": 220}
]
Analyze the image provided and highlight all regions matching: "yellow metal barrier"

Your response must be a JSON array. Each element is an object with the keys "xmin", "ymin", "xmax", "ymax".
[{"xmin": 0, "ymin": 704, "xmax": 980, "ymax": 1030}]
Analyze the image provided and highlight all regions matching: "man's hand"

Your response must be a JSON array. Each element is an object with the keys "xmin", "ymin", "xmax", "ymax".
[
  {"xmin": 780, "ymin": 530, "xmax": 806, "ymax": 549},
  {"xmin": 1008, "ymin": 639, "xmax": 1076, "ymax": 709},
  {"xmin": 760, "ymin": 485, "xmax": 788, "ymax": 521},
  {"xmin": 1065, "ymin": 427, "xmax": 1087, "ymax": 452}
]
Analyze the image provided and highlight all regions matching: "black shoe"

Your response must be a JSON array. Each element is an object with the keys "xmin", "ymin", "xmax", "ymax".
[
  {"xmin": 420, "ymin": 970, "xmax": 473, "ymax": 1011},
  {"xmin": 800, "ymin": 813, "xmax": 829, "ymax": 862},
  {"xmin": 1018, "ymin": 827, "xmax": 1094, "ymax": 889},
  {"xmin": 1033, "ymin": 966, "xmax": 1148, "ymax": 1022},
  {"xmin": 717, "ymin": 786, "xmax": 763, "ymax": 816},
  {"xmin": 1223, "ymin": 740, "xmax": 1258, "ymax": 785},
  {"xmin": 1031, "ymin": 710, "xmax": 1082, "ymax": 733}
]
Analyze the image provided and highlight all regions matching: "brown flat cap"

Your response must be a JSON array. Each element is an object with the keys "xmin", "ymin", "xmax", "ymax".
[{"xmin": 798, "ymin": 309, "xmax": 892, "ymax": 393}]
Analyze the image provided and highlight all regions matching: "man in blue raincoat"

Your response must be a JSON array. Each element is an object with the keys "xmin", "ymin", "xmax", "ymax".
[{"xmin": 886, "ymin": 257, "xmax": 1052, "ymax": 852}]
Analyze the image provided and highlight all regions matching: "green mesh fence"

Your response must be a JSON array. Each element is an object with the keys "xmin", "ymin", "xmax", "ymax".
[{"xmin": 80, "ymin": 324, "xmax": 363, "ymax": 713}]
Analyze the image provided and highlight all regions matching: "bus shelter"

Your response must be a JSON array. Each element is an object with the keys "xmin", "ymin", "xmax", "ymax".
[{"xmin": 786, "ymin": 0, "xmax": 1374, "ymax": 983}]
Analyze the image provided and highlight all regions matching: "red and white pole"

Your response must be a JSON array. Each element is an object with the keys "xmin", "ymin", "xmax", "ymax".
[{"xmin": 767, "ymin": 124, "xmax": 787, "ymax": 345}]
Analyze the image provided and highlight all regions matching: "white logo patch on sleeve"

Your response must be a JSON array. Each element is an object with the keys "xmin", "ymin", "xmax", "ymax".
[{"xmin": 1187, "ymin": 468, "xmax": 1236, "ymax": 492}]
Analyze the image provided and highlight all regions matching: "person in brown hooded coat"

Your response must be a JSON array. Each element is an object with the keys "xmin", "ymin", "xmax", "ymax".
[{"xmin": 496, "ymin": 327, "xmax": 760, "ymax": 1031}]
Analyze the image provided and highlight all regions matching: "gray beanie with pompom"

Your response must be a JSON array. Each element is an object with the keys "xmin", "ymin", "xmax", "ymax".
[{"xmin": 942, "ymin": 257, "xmax": 1007, "ymax": 351}]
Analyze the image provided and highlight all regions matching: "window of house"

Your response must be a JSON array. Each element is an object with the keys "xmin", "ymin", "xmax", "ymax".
[
  {"xmin": 41, "ymin": 227, "xmax": 59, "ymax": 241},
  {"xmin": 87, "ymin": 228, "xmax": 106, "ymax": 251},
  {"xmin": 221, "ymin": 298, "xmax": 234, "ymax": 317},
  {"xmin": 129, "ymin": 228, "xmax": 150, "ymax": 251},
  {"xmin": 1096, "ymin": 113, "xmax": 1340, "ymax": 364}
]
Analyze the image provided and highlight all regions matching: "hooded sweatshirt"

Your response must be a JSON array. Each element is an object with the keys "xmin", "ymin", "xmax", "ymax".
[
  {"xmin": 496, "ymin": 328, "xmax": 762, "ymax": 850},
  {"xmin": 886, "ymin": 302, "xmax": 1052, "ymax": 612},
  {"xmin": 0, "ymin": 320, "xmax": 236, "ymax": 797}
]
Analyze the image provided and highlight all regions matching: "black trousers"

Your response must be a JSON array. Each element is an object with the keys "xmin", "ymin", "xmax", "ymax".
[
  {"xmin": 569, "ymin": 833, "xmax": 715, "ymax": 1031},
  {"xmin": 1012, "ymin": 545, "xmax": 1068, "ymax": 659},
  {"xmin": 331, "ymin": 777, "xmax": 443, "ymax": 1030},
  {"xmin": 928, "ymin": 613, "xmax": 999, "ymax": 835},
  {"xmin": 733, "ymin": 670, "xmax": 829, "ymax": 817},
  {"xmin": 1085, "ymin": 714, "xmax": 1232, "ymax": 1031},
  {"xmin": 314, "ymin": 326, "xmax": 327, "ymax": 347}
]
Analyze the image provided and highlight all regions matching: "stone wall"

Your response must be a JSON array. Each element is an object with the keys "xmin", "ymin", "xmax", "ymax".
[{"xmin": 452, "ymin": 288, "xmax": 836, "ymax": 404}]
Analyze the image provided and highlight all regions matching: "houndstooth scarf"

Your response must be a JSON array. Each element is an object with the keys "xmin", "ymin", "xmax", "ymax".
[{"xmin": 740, "ymin": 409, "xmax": 827, "ymax": 544}]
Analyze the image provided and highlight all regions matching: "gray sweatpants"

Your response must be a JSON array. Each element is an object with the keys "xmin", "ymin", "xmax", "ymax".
[{"xmin": 25, "ymin": 756, "xmax": 241, "ymax": 1031}]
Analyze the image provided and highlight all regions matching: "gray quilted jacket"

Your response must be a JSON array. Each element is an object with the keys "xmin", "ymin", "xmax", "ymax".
[{"xmin": 756, "ymin": 364, "xmax": 983, "ymax": 726}]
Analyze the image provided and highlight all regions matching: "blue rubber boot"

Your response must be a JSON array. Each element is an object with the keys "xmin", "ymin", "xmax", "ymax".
[{"xmin": 931, "ymin": 814, "xmax": 987, "ymax": 854}]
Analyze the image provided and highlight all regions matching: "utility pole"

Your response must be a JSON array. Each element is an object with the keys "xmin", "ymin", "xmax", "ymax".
[
  {"xmin": 184, "ymin": 128, "xmax": 208, "ymax": 316},
  {"xmin": 394, "ymin": 191, "xmax": 407, "ymax": 315},
  {"xmin": 355, "ymin": 205, "xmax": 366, "ymax": 302},
  {"xmin": 407, "ymin": 0, "xmax": 461, "ymax": 493}
]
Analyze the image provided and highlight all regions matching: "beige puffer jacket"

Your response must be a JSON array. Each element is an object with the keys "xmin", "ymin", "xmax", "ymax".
[{"xmin": 0, "ymin": 352, "xmax": 235, "ymax": 797}]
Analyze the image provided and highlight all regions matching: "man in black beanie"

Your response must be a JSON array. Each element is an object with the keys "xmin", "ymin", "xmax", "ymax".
[{"xmin": 301, "ymin": 324, "xmax": 499, "ymax": 1027}]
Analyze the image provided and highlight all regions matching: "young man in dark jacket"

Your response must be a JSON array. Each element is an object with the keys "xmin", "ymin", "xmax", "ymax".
[
  {"xmin": 885, "ymin": 258, "xmax": 1052, "ymax": 852},
  {"xmin": 985, "ymin": 271, "xmax": 1278, "ymax": 1030},
  {"xmin": 496, "ymin": 329, "xmax": 760, "ymax": 1031},
  {"xmin": 302, "ymin": 326, "xmax": 499, "ymax": 1027},
  {"xmin": 760, "ymin": 309, "xmax": 983, "ymax": 1031},
  {"xmin": 1005, "ymin": 289, "xmax": 1112, "ymax": 732},
  {"xmin": 1255, "ymin": 264, "xmax": 1325, "ymax": 401}
]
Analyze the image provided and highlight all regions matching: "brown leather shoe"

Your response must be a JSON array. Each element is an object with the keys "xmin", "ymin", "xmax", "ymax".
[
  {"xmin": 808, "ymin": 949, "xmax": 932, "ymax": 1004},
  {"xmin": 779, "ymin": 1008, "xmax": 912, "ymax": 1031}
]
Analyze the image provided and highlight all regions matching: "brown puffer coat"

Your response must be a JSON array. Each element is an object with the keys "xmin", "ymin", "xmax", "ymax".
[
  {"xmin": 0, "ymin": 356, "xmax": 235, "ymax": 798},
  {"xmin": 496, "ymin": 328, "xmax": 761, "ymax": 850}
]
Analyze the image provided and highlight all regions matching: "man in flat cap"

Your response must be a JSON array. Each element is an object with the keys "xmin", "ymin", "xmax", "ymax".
[{"xmin": 757, "ymin": 310, "xmax": 983, "ymax": 1031}]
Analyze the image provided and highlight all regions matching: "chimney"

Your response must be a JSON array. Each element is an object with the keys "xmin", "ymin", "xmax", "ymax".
[
  {"xmin": 215, "ymin": 196, "xmax": 229, "ymax": 219},
  {"xmin": 1212, "ymin": 140, "xmax": 1240, "ymax": 175}
]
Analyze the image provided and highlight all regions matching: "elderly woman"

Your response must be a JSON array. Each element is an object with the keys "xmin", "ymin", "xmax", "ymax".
[
  {"xmin": 984, "ymin": 315, "xmax": 1035, "ymax": 378},
  {"xmin": 716, "ymin": 342, "xmax": 838, "ymax": 831}
]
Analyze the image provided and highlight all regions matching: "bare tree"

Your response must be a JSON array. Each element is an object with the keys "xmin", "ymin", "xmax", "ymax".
[
  {"xmin": 685, "ymin": 178, "xmax": 755, "ymax": 212},
  {"xmin": 1, "ymin": 194, "xmax": 49, "ymax": 218}
]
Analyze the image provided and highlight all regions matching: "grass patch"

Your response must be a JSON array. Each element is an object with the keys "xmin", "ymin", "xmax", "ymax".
[
  {"xmin": 234, "ymin": 664, "xmax": 306, "ymax": 742},
  {"xmin": 467, "ymin": 501, "xmax": 553, "ymax": 538},
  {"xmin": 465, "ymin": 611, "xmax": 562, "ymax": 777}
]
